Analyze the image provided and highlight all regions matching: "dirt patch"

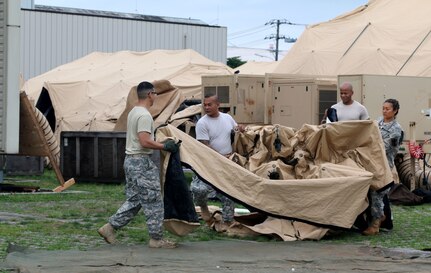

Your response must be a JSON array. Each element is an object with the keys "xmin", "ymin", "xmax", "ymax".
[{"xmin": 2, "ymin": 240, "xmax": 431, "ymax": 273}]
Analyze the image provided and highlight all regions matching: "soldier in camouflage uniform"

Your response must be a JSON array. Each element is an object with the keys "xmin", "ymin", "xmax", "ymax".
[
  {"xmin": 191, "ymin": 175, "xmax": 235, "ymax": 223},
  {"xmin": 191, "ymin": 94, "xmax": 243, "ymax": 230},
  {"xmin": 98, "ymin": 81, "xmax": 180, "ymax": 248},
  {"xmin": 378, "ymin": 99, "xmax": 403, "ymax": 172},
  {"xmin": 364, "ymin": 98, "xmax": 402, "ymax": 236}
]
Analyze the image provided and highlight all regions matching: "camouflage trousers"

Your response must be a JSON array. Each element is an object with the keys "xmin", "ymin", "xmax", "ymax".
[
  {"xmin": 190, "ymin": 175, "xmax": 235, "ymax": 222},
  {"xmin": 369, "ymin": 188, "xmax": 390, "ymax": 220},
  {"xmin": 109, "ymin": 154, "xmax": 164, "ymax": 240}
]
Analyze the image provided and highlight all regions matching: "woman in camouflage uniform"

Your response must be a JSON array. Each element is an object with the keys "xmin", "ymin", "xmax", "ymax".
[{"xmin": 363, "ymin": 98, "xmax": 402, "ymax": 235}]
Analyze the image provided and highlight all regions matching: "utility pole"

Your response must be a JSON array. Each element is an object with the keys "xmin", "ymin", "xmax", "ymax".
[{"xmin": 265, "ymin": 19, "xmax": 304, "ymax": 61}]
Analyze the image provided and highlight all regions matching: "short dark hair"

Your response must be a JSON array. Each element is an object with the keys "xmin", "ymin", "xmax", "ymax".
[
  {"xmin": 204, "ymin": 94, "xmax": 218, "ymax": 101},
  {"xmin": 384, "ymin": 98, "xmax": 400, "ymax": 117},
  {"xmin": 136, "ymin": 81, "xmax": 154, "ymax": 99}
]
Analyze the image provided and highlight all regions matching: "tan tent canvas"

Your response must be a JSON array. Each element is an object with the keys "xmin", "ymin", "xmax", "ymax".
[
  {"xmin": 275, "ymin": 0, "xmax": 431, "ymax": 77},
  {"xmin": 236, "ymin": 61, "xmax": 280, "ymax": 75},
  {"xmin": 22, "ymin": 49, "xmax": 232, "ymax": 138},
  {"xmin": 157, "ymin": 120, "xmax": 393, "ymax": 240},
  {"xmin": 114, "ymin": 80, "xmax": 186, "ymax": 131}
]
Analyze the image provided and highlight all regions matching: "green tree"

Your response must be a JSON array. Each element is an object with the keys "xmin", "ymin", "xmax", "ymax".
[{"xmin": 227, "ymin": 56, "xmax": 246, "ymax": 69}]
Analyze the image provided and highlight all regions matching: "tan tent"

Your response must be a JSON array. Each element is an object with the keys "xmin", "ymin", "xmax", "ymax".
[
  {"xmin": 113, "ymin": 80, "xmax": 186, "ymax": 131},
  {"xmin": 236, "ymin": 61, "xmax": 280, "ymax": 75},
  {"xmin": 22, "ymin": 49, "xmax": 232, "ymax": 138},
  {"xmin": 275, "ymin": 0, "xmax": 431, "ymax": 76},
  {"xmin": 157, "ymin": 120, "xmax": 393, "ymax": 240}
]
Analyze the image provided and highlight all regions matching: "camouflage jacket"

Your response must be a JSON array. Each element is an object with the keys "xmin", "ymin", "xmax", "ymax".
[{"xmin": 377, "ymin": 117, "xmax": 403, "ymax": 169}]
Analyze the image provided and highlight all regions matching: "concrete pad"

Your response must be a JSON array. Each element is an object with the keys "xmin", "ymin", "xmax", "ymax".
[{"xmin": 2, "ymin": 240, "xmax": 431, "ymax": 273}]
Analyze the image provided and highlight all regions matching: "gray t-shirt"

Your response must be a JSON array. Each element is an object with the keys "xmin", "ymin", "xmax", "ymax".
[{"xmin": 331, "ymin": 100, "xmax": 369, "ymax": 121}]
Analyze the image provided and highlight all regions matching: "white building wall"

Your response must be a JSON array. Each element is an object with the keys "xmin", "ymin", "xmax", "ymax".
[
  {"xmin": 0, "ymin": 0, "xmax": 5, "ymax": 150},
  {"xmin": 20, "ymin": 9, "xmax": 227, "ymax": 80},
  {"xmin": 1, "ymin": 0, "xmax": 20, "ymax": 153}
]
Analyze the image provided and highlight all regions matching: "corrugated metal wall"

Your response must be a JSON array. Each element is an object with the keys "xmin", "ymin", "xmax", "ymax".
[
  {"xmin": 0, "ymin": 0, "xmax": 6, "ymax": 150},
  {"xmin": 20, "ymin": 9, "xmax": 227, "ymax": 80}
]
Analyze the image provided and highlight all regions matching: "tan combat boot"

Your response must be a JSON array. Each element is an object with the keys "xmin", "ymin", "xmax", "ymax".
[
  {"xmin": 199, "ymin": 205, "xmax": 215, "ymax": 227},
  {"xmin": 214, "ymin": 221, "xmax": 232, "ymax": 232},
  {"xmin": 149, "ymin": 238, "xmax": 178, "ymax": 249},
  {"xmin": 362, "ymin": 215, "xmax": 386, "ymax": 236},
  {"xmin": 98, "ymin": 223, "xmax": 117, "ymax": 244}
]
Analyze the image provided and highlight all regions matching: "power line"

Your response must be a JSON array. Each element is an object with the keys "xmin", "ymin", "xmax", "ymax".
[
  {"xmin": 229, "ymin": 24, "xmax": 269, "ymax": 37},
  {"xmin": 227, "ymin": 40, "xmax": 238, "ymax": 47},
  {"xmin": 228, "ymin": 25, "xmax": 273, "ymax": 48},
  {"xmin": 267, "ymin": 19, "xmax": 308, "ymax": 27},
  {"xmin": 229, "ymin": 26, "xmax": 272, "ymax": 40},
  {"xmin": 265, "ymin": 19, "xmax": 307, "ymax": 61},
  {"xmin": 234, "ymin": 38, "xmax": 271, "ymax": 47}
]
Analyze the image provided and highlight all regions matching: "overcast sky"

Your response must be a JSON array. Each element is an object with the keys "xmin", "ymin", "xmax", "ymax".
[{"xmin": 35, "ymin": 0, "xmax": 368, "ymax": 51}]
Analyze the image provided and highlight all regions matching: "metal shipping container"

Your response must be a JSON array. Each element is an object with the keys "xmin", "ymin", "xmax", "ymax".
[
  {"xmin": 3, "ymin": 155, "xmax": 44, "ymax": 175},
  {"xmin": 60, "ymin": 131, "xmax": 161, "ymax": 183},
  {"xmin": 61, "ymin": 131, "xmax": 126, "ymax": 183},
  {"xmin": 265, "ymin": 75, "xmax": 338, "ymax": 128},
  {"xmin": 201, "ymin": 74, "xmax": 338, "ymax": 129},
  {"xmin": 202, "ymin": 74, "xmax": 266, "ymax": 124}
]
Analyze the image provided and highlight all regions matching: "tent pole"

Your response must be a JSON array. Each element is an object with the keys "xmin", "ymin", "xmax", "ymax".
[
  {"xmin": 342, "ymin": 22, "xmax": 371, "ymax": 57},
  {"xmin": 396, "ymin": 29, "xmax": 431, "ymax": 75}
]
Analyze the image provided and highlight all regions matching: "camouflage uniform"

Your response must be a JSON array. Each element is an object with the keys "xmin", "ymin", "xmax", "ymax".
[
  {"xmin": 370, "ymin": 118, "xmax": 403, "ymax": 219},
  {"xmin": 191, "ymin": 175, "xmax": 235, "ymax": 222},
  {"xmin": 369, "ymin": 187, "xmax": 390, "ymax": 219},
  {"xmin": 109, "ymin": 154, "xmax": 164, "ymax": 240},
  {"xmin": 378, "ymin": 118, "xmax": 403, "ymax": 169}
]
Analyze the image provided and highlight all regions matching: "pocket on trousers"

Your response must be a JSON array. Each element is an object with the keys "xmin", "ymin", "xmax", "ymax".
[{"xmin": 144, "ymin": 188, "xmax": 162, "ymax": 203}]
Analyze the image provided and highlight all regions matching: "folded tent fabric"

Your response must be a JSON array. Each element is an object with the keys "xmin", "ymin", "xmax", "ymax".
[{"xmin": 157, "ymin": 121, "xmax": 391, "ymax": 229}]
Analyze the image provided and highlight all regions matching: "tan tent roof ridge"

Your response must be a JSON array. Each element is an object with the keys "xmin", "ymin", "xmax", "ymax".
[
  {"xmin": 276, "ymin": 0, "xmax": 431, "ymax": 76},
  {"xmin": 310, "ymin": 1, "xmax": 370, "ymax": 28}
]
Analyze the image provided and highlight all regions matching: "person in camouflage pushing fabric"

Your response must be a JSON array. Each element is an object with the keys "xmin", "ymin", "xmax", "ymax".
[
  {"xmin": 363, "ymin": 98, "xmax": 402, "ymax": 236},
  {"xmin": 98, "ymin": 81, "xmax": 180, "ymax": 248}
]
